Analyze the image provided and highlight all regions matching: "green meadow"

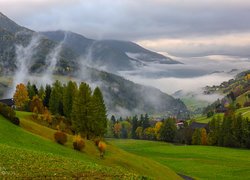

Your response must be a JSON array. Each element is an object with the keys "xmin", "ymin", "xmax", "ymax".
[{"xmin": 109, "ymin": 139, "xmax": 250, "ymax": 180}]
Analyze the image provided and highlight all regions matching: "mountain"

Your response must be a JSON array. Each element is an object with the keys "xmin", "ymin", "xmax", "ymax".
[
  {"xmin": 0, "ymin": 12, "xmax": 188, "ymax": 116},
  {"xmin": 42, "ymin": 30, "xmax": 180, "ymax": 71},
  {"xmin": 0, "ymin": 12, "xmax": 31, "ymax": 33}
]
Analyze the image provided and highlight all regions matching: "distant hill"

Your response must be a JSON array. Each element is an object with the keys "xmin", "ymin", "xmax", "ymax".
[
  {"xmin": 42, "ymin": 30, "xmax": 180, "ymax": 71},
  {"xmin": 0, "ymin": 12, "xmax": 188, "ymax": 116}
]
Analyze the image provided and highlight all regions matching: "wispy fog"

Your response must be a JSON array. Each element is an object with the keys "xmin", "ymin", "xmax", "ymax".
[{"xmin": 119, "ymin": 55, "xmax": 250, "ymax": 102}]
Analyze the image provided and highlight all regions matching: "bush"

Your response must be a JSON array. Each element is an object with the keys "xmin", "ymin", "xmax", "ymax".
[
  {"xmin": 54, "ymin": 131, "xmax": 67, "ymax": 145},
  {"xmin": 73, "ymin": 135, "xmax": 85, "ymax": 151},
  {"xmin": 94, "ymin": 138, "xmax": 101, "ymax": 146},
  {"xmin": 0, "ymin": 102, "xmax": 18, "ymax": 126},
  {"xmin": 11, "ymin": 117, "xmax": 20, "ymax": 125},
  {"xmin": 244, "ymin": 101, "xmax": 250, "ymax": 107},
  {"xmin": 98, "ymin": 141, "xmax": 107, "ymax": 158}
]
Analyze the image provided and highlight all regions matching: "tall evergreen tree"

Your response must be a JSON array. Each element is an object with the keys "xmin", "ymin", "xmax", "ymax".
[
  {"xmin": 72, "ymin": 82, "xmax": 92, "ymax": 137},
  {"xmin": 49, "ymin": 80, "xmax": 63, "ymax": 115},
  {"xmin": 111, "ymin": 115, "xmax": 116, "ymax": 125},
  {"xmin": 38, "ymin": 85, "xmax": 45, "ymax": 101},
  {"xmin": 89, "ymin": 87, "xmax": 107, "ymax": 137},
  {"xmin": 44, "ymin": 84, "xmax": 52, "ymax": 107},
  {"xmin": 63, "ymin": 81, "xmax": 77, "ymax": 120},
  {"xmin": 27, "ymin": 82, "xmax": 36, "ymax": 99},
  {"xmin": 131, "ymin": 115, "xmax": 138, "ymax": 139},
  {"xmin": 160, "ymin": 118, "xmax": 177, "ymax": 142},
  {"xmin": 142, "ymin": 113, "xmax": 150, "ymax": 130}
]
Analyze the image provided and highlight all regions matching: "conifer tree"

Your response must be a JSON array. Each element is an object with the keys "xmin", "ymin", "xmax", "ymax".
[
  {"xmin": 44, "ymin": 84, "xmax": 52, "ymax": 107},
  {"xmin": 63, "ymin": 81, "xmax": 77, "ymax": 120},
  {"xmin": 131, "ymin": 115, "xmax": 138, "ymax": 139},
  {"xmin": 72, "ymin": 82, "xmax": 92, "ymax": 136},
  {"xmin": 49, "ymin": 80, "xmax": 63, "ymax": 115},
  {"xmin": 89, "ymin": 87, "xmax": 107, "ymax": 137}
]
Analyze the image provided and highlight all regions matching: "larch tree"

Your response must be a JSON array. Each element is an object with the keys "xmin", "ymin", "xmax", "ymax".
[{"xmin": 13, "ymin": 83, "xmax": 29, "ymax": 110}]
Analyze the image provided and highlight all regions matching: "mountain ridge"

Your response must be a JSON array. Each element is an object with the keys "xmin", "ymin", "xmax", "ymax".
[{"xmin": 0, "ymin": 12, "xmax": 188, "ymax": 117}]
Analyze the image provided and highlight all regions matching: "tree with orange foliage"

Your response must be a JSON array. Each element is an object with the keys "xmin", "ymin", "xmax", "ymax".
[
  {"xmin": 201, "ymin": 128, "xmax": 207, "ymax": 145},
  {"xmin": 13, "ymin": 83, "xmax": 29, "ymax": 110},
  {"xmin": 113, "ymin": 122, "xmax": 122, "ymax": 138},
  {"xmin": 30, "ymin": 95, "xmax": 44, "ymax": 114},
  {"xmin": 155, "ymin": 121, "xmax": 163, "ymax": 140},
  {"xmin": 98, "ymin": 141, "xmax": 107, "ymax": 158},
  {"xmin": 42, "ymin": 107, "xmax": 52, "ymax": 124}
]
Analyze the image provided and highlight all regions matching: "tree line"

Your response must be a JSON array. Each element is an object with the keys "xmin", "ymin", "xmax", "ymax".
[
  {"xmin": 107, "ymin": 106, "xmax": 250, "ymax": 149},
  {"xmin": 13, "ymin": 80, "xmax": 107, "ymax": 138}
]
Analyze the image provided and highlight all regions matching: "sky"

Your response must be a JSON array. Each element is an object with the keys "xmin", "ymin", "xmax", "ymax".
[{"xmin": 1, "ymin": 0, "xmax": 250, "ymax": 57}]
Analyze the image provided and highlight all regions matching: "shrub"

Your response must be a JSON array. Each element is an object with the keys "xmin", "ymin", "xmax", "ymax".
[
  {"xmin": 98, "ymin": 141, "xmax": 107, "ymax": 158},
  {"xmin": 0, "ymin": 102, "xmax": 19, "ymax": 126},
  {"xmin": 54, "ymin": 131, "xmax": 67, "ymax": 145},
  {"xmin": 94, "ymin": 138, "xmax": 101, "ymax": 146},
  {"xmin": 11, "ymin": 117, "xmax": 20, "ymax": 125},
  {"xmin": 244, "ymin": 101, "xmax": 250, "ymax": 107},
  {"xmin": 73, "ymin": 135, "xmax": 85, "ymax": 151}
]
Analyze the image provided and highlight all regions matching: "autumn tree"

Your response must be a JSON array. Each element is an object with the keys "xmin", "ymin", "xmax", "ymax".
[
  {"xmin": 13, "ymin": 83, "xmax": 29, "ymax": 110},
  {"xmin": 136, "ymin": 126, "xmax": 143, "ymax": 139},
  {"xmin": 155, "ymin": 121, "xmax": 162, "ymax": 140},
  {"xmin": 113, "ymin": 122, "xmax": 122, "ymax": 138},
  {"xmin": 30, "ymin": 95, "xmax": 44, "ymax": 114},
  {"xmin": 201, "ymin": 128, "xmax": 207, "ymax": 145}
]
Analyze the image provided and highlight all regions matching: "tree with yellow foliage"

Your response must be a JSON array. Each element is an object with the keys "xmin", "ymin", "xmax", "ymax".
[
  {"xmin": 155, "ymin": 121, "xmax": 163, "ymax": 140},
  {"xmin": 13, "ymin": 83, "xmax": 29, "ymax": 110},
  {"xmin": 201, "ymin": 128, "xmax": 207, "ymax": 145}
]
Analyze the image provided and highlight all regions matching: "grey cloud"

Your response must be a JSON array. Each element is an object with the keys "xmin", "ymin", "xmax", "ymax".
[{"xmin": 1, "ymin": 0, "xmax": 250, "ymax": 40}]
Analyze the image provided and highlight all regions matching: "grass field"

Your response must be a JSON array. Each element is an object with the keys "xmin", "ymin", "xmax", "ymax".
[
  {"xmin": 109, "ymin": 139, "xmax": 250, "ymax": 180},
  {"xmin": 193, "ymin": 107, "xmax": 250, "ymax": 124},
  {"xmin": 0, "ymin": 112, "xmax": 181, "ymax": 179}
]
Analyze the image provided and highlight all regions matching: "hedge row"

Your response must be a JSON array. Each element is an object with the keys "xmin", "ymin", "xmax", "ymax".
[{"xmin": 0, "ymin": 102, "xmax": 20, "ymax": 125}]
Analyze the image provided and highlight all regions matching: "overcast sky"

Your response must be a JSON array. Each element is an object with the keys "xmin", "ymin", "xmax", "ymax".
[{"xmin": 1, "ymin": 0, "xmax": 250, "ymax": 57}]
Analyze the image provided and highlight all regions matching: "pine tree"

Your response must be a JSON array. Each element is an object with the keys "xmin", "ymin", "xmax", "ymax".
[
  {"xmin": 160, "ymin": 118, "xmax": 177, "ymax": 142},
  {"xmin": 142, "ymin": 113, "xmax": 150, "ymax": 130},
  {"xmin": 27, "ymin": 82, "xmax": 36, "ymax": 99},
  {"xmin": 72, "ymin": 82, "xmax": 92, "ymax": 137},
  {"xmin": 38, "ymin": 86, "xmax": 45, "ymax": 101},
  {"xmin": 44, "ymin": 84, "xmax": 52, "ymax": 107},
  {"xmin": 111, "ymin": 115, "xmax": 116, "ymax": 125},
  {"xmin": 49, "ymin": 80, "xmax": 63, "ymax": 115},
  {"xmin": 192, "ymin": 128, "xmax": 201, "ymax": 145},
  {"xmin": 63, "ymin": 81, "xmax": 77, "ymax": 120},
  {"xmin": 89, "ymin": 87, "xmax": 107, "ymax": 137},
  {"xmin": 131, "ymin": 115, "xmax": 138, "ymax": 139}
]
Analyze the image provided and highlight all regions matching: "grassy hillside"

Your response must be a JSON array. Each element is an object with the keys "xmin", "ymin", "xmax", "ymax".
[
  {"xmin": 0, "ymin": 111, "xmax": 181, "ymax": 179},
  {"xmin": 0, "ymin": 114, "xmax": 138, "ymax": 179},
  {"xmin": 193, "ymin": 107, "xmax": 250, "ymax": 123},
  {"xmin": 109, "ymin": 139, "xmax": 250, "ymax": 180}
]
